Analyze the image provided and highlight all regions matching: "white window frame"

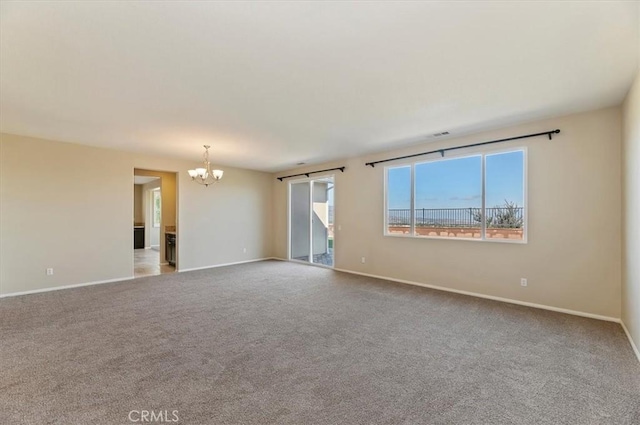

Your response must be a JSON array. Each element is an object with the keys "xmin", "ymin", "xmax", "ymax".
[{"xmin": 383, "ymin": 147, "xmax": 527, "ymax": 244}]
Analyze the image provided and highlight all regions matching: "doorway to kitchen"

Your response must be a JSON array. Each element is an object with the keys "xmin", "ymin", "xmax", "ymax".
[
  {"xmin": 133, "ymin": 169, "xmax": 178, "ymax": 278},
  {"xmin": 289, "ymin": 175, "xmax": 335, "ymax": 267}
]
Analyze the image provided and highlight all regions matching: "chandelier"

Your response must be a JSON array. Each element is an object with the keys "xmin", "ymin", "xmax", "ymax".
[{"xmin": 187, "ymin": 145, "xmax": 224, "ymax": 186}]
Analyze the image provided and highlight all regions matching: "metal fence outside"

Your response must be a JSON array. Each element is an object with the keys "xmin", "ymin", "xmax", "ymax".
[{"xmin": 387, "ymin": 207, "xmax": 524, "ymax": 228}]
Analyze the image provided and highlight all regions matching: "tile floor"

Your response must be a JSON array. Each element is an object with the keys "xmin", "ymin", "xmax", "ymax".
[
  {"xmin": 293, "ymin": 249, "xmax": 333, "ymax": 267},
  {"xmin": 134, "ymin": 248, "xmax": 175, "ymax": 278}
]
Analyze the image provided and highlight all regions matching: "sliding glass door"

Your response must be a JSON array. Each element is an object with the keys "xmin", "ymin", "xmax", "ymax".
[
  {"xmin": 289, "ymin": 177, "xmax": 334, "ymax": 267},
  {"xmin": 290, "ymin": 181, "xmax": 311, "ymax": 262}
]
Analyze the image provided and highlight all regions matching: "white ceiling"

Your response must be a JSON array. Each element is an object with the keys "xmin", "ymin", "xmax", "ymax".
[
  {"xmin": 134, "ymin": 176, "xmax": 159, "ymax": 185},
  {"xmin": 1, "ymin": 1, "xmax": 638, "ymax": 172}
]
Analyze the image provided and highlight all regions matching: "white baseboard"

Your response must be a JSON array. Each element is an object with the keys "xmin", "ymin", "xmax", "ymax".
[
  {"xmin": 270, "ymin": 258, "xmax": 618, "ymax": 322},
  {"xmin": 332, "ymin": 267, "xmax": 620, "ymax": 323},
  {"xmin": 621, "ymin": 321, "xmax": 640, "ymax": 363},
  {"xmin": 0, "ymin": 276, "xmax": 135, "ymax": 298},
  {"xmin": 178, "ymin": 257, "xmax": 275, "ymax": 273}
]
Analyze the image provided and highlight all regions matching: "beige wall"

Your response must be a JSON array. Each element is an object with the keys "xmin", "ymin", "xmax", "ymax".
[
  {"xmin": 273, "ymin": 107, "xmax": 622, "ymax": 318},
  {"xmin": 0, "ymin": 133, "xmax": 273, "ymax": 295},
  {"xmin": 0, "ymin": 108, "xmax": 629, "ymax": 322},
  {"xmin": 622, "ymin": 70, "xmax": 640, "ymax": 351},
  {"xmin": 133, "ymin": 184, "xmax": 143, "ymax": 224}
]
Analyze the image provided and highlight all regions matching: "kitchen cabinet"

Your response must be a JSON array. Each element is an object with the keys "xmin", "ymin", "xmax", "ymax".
[{"xmin": 134, "ymin": 227, "xmax": 144, "ymax": 249}]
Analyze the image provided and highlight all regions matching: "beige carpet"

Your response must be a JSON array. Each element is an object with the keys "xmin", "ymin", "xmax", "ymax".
[{"xmin": 1, "ymin": 260, "xmax": 638, "ymax": 424}]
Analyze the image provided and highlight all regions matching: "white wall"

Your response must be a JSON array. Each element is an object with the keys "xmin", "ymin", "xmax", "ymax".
[
  {"xmin": 273, "ymin": 107, "xmax": 623, "ymax": 319},
  {"xmin": 622, "ymin": 69, "xmax": 640, "ymax": 353},
  {"xmin": 0, "ymin": 133, "xmax": 273, "ymax": 295}
]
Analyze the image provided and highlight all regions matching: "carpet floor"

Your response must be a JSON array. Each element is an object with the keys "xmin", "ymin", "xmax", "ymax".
[{"xmin": 1, "ymin": 260, "xmax": 638, "ymax": 424}]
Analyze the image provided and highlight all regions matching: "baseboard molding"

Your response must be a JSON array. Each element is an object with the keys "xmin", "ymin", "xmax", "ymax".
[
  {"xmin": 621, "ymin": 321, "xmax": 640, "ymax": 363},
  {"xmin": 178, "ymin": 257, "xmax": 275, "ymax": 273},
  {"xmin": 333, "ymin": 267, "xmax": 620, "ymax": 323},
  {"xmin": 0, "ymin": 276, "xmax": 135, "ymax": 299}
]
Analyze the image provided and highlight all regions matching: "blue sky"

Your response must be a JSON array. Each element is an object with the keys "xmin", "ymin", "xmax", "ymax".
[{"xmin": 387, "ymin": 151, "xmax": 524, "ymax": 209}]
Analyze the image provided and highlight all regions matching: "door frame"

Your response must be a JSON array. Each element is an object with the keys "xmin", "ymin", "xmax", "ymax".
[
  {"xmin": 132, "ymin": 168, "xmax": 180, "ymax": 277},
  {"xmin": 287, "ymin": 174, "xmax": 335, "ymax": 269}
]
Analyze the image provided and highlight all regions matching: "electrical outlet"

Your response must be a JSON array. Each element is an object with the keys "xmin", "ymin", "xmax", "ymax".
[
  {"xmin": 520, "ymin": 278, "xmax": 527, "ymax": 287},
  {"xmin": 338, "ymin": 225, "xmax": 342, "ymax": 231},
  {"xmin": 361, "ymin": 256, "xmax": 366, "ymax": 264},
  {"xmin": 46, "ymin": 268, "xmax": 54, "ymax": 276},
  {"xmin": 242, "ymin": 247, "xmax": 247, "ymax": 253}
]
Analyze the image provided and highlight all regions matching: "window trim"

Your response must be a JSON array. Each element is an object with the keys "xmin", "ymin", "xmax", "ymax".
[{"xmin": 383, "ymin": 147, "xmax": 527, "ymax": 244}]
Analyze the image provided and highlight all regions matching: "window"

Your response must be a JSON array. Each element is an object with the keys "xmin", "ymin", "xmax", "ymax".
[
  {"xmin": 386, "ymin": 166, "xmax": 411, "ymax": 235},
  {"xmin": 415, "ymin": 155, "xmax": 482, "ymax": 239},
  {"xmin": 485, "ymin": 151, "xmax": 525, "ymax": 240},
  {"xmin": 152, "ymin": 190, "xmax": 161, "ymax": 228},
  {"xmin": 385, "ymin": 149, "xmax": 526, "ymax": 242}
]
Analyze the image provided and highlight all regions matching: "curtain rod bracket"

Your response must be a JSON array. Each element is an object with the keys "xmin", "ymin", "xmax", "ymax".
[
  {"xmin": 549, "ymin": 129, "xmax": 560, "ymax": 140},
  {"xmin": 439, "ymin": 150, "xmax": 445, "ymax": 157}
]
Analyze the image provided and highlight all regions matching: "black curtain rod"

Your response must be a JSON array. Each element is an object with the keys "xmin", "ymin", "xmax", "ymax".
[
  {"xmin": 277, "ymin": 166, "xmax": 345, "ymax": 181},
  {"xmin": 365, "ymin": 129, "xmax": 560, "ymax": 167}
]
